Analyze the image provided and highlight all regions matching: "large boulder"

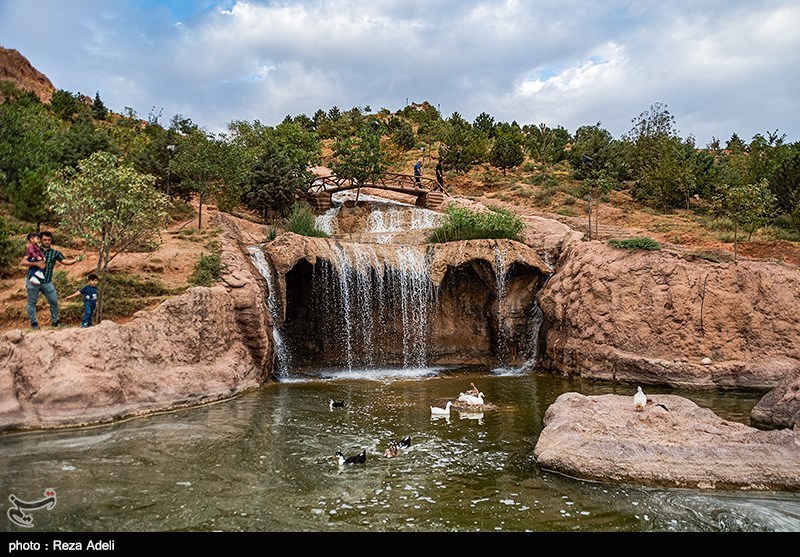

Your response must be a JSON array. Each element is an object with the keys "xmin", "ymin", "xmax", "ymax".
[
  {"xmin": 0, "ymin": 213, "xmax": 273, "ymax": 432},
  {"xmin": 751, "ymin": 371, "xmax": 800, "ymax": 430},
  {"xmin": 538, "ymin": 239, "xmax": 800, "ymax": 389},
  {"xmin": 534, "ymin": 391, "xmax": 800, "ymax": 491}
]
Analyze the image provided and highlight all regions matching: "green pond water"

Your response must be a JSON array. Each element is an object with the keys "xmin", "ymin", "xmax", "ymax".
[{"xmin": 2, "ymin": 367, "xmax": 799, "ymax": 533}]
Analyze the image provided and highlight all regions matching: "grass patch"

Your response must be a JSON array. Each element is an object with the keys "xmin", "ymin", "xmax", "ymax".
[
  {"xmin": 285, "ymin": 203, "xmax": 330, "ymax": 238},
  {"xmin": 608, "ymin": 237, "xmax": 661, "ymax": 250},
  {"xmin": 428, "ymin": 206, "xmax": 524, "ymax": 243},
  {"xmin": 188, "ymin": 241, "xmax": 223, "ymax": 287}
]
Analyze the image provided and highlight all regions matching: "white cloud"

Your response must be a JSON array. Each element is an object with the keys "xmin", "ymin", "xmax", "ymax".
[{"xmin": 0, "ymin": 0, "xmax": 797, "ymax": 144}]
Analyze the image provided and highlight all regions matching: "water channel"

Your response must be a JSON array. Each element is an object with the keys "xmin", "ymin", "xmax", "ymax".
[
  {"xmin": 3, "ymin": 192, "xmax": 798, "ymax": 533},
  {"xmin": 2, "ymin": 367, "xmax": 798, "ymax": 533}
]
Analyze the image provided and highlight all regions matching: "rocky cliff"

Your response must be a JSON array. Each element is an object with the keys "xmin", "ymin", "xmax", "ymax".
[
  {"xmin": 0, "ymin": 213, "xmax": 273, "ymax": 432},
  {"xmin": 0, "ymin": 47, "xmax": 56, "ymax": 103},
  {"xmin": 537, "ymin": 238, "xmax": 800, "ymax": 389}
]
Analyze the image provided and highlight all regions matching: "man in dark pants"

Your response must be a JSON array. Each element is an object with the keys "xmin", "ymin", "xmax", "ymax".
[
  {"xmin": 435, "ymin": 160, "xmax": 444, "ymax": 191},
  {"xmin": 20, "ymin": 230, "xmax": 80, "ymax": 329}
]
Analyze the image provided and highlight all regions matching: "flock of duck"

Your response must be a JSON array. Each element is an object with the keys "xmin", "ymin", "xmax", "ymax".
[
  {"xmin": 332, "ymin": 385, "xmax": 654, "ymax": 466},
  {"xmin": 330, "ymin": 383, "xmax": 488, "ymax": 467}
]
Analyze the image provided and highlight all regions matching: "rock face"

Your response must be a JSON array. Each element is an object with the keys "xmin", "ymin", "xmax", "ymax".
[
  {"xmin": 0, "ymin": 213, "xmax": 273, "ymax": 432},
  {"xmin": 537, "ymin": 239, "xmax": 800, "ymax": 389},
  {"xmin": 262, "ymin": 233, "xmax": 552, "ymax": 368},
  {"xmin": 534, "ymin": 391, "xmax": 800, "ymax": 491},
  {"xmin": 0, "ymin": 47, "xmax": 56, "ymax": 103},
  {"xmin": 751, "ymin": 371, "xmax": 800, "ymax": 430}
]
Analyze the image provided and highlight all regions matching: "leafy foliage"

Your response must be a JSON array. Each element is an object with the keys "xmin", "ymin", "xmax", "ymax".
[
  {"xmin": 489, "ymin": 134, "xmax": 524, "ymax": 175},
  {"xmin": 47, "ymin": 151, "xmax": 168, "ymax": 320},
  {"xmin": 608, "ymin": 237, "xmax": 662, "ymax": 250},
  {"xmin": 242, "ymin": 148, "xmax": 313, "ymax": 219},
  {"xmin": 428, "ymin": 206, "xmax": 524, "ymax": 243},
  {"xmin": 188, "ymin": 241, "xmax": 223, "ymax": 287},
  {"xmin": 285, "ymin": 203, "xmax": 329, "ymax": 237}
]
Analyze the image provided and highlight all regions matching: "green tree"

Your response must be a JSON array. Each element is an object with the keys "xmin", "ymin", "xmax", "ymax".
[
  {"xmin": 473, "ymin": 112, "xmax": 496, "ymax": 138},
  {"xmin": 0, "ymin": 84, "xmax": 64, "ymax": 192},
  {"xmin": 714, "ymin": 178, "xmax": 776, "ymax": 261},
  {"xmin": 523, "ymin": 123, "xmax": 571, "ymax": 167},
  {"xmin": 49, "ymin": 89, "xmax": 83, "ymax": 122},
  {"xmin": 171, "ymin": 130, "xmax": 247, "ymax": 228},
  {"xmin": 769, "ymin": 142, "xmax": 800, "ymax": 230},
  {"xmin": 391, "ymin": 120, "xmax": 416, "ymax": 150},
  {"xmin": 92, "ymin": 92, "xmax": 109, "ymax": 120},
  {"xmin": 489, "ymin": 134, "xmax": 524, "ymax": 175},
  {"xmin": 624, "ymin": 102, "xmax": 679, "ymax": 181},
  {"xmin": 440, "ymin": 112, "xmax": 488, "ymax": 173},
  {"xmin": 331, "ymin": 124, "xmax": 385, "ymax": 203},
  {"xmin": 242, "ymin": 149, "xmax": 313, "ymax": 219},
  {"xmin": 8, "ymin": 166, "xmax": 54, "ymax": 231},
  {"xmin": 47, "ymin": 151, "xmax": 168, "ymax": 321}
]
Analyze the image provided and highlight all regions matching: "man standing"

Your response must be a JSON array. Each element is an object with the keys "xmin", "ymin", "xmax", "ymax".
[
  {"xmin": 414, "ymin": 158, "xmax": 423, "ymax": 188},
  {"xmin": 435, "ymin": 160, "xmax": 444, "ymax": 191},
  {"xmin": 21, "ymin": 230, "xmax": 80, "ymax": 329}
]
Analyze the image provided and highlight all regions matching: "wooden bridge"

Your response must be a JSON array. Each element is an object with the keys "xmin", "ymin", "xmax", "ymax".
[{"xmin": 306, "ymin": 171, "xmax": 447, "ymax": 211}]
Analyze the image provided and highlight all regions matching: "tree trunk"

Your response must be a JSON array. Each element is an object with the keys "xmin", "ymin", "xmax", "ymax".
[
  {"xmin": 96, "ymin": 243, "xmax": 111, "ymax": 323},
  {"xmin": 734, "ymin": 221, "xmax": 739, "ymax": 262},
  {"xmin": 586, "ymin": 194, "xmax": 592, "ymax": 240},
  {"xmin": 198, "ymin": 192, "xmax": 204, "ymax": 229}
]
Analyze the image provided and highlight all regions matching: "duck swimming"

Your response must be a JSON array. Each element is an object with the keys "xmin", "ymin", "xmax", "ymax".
[
  {"xmin": 430, "ymin": 401, "xmax": 453, "ymax": 415},
  {"xmin": 329, "ymin": 399, "xmax": 345, "ymax": 410},
  {"xmin": 457, "ymin": 392, "xmax": 485, "ymax": 406},
  {"xmin": 335, "ymin": 449, "xmax": 366, "ymax": 466}
]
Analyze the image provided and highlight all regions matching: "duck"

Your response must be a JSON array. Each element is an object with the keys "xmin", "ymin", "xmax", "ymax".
[
  {"xmin": 633, "ymin": 386, "xmax": 647, "ymax": 412},
  {"xmin": 384, "ymin": 442, "xmax": 399, "ymax": 458},
  {"xmin": 457, "ymin": 391, "xmax": 485, "ymax": 406},
  {"xmin": 335, "ymin": 449, "xmax": 366, "ymax": 466},
  {"xmin": 430, "ymin": 401, "xmax": 453, "ymax": 415},
  {"xmin": 329, "ymin": 399, "xmax": 345, "ymax": 410},
  {"xmin": 394, "ymin": 435, "xmax": 411, "ymax": 449}
]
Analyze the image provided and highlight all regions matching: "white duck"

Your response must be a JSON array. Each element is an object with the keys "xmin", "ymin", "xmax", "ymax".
[
  {"xmin": 430, "ymin": 401, "xmax": 453, "ymax": 415},
  {"xmin": 633, "ymin": 386, "xmax": 647, "ymax": 412},
  {"xmin": 457, "ymin": 391, "xmax": 485, "ymax": 405}
]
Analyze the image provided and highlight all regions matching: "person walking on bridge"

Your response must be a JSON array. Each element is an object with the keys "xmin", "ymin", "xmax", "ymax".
[
  {"xmin": 435, "ymin": 159, "xmax": 444, "ymax": 191},
  {"xmin": 414, "ymin": 158, "xmax": 423, "ymax": 188}
]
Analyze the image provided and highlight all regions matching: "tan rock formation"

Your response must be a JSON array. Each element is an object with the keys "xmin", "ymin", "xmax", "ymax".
[
  {"xmin": 0, "ymin": 47, "xmax": 56, "ymax": 103},
  {"xmin": 0, "ymin": 213, "xmax": 273, "ymax": 432},
  {"xmin": 537, "ymin": 239, "xmax": 800, "ymax": 389},
  {"xmin": 261, "ymin": 233, "xmax": 552, "ymax": 367},
  {"xmin": 751, "ymin": 370, "xmax": 800, "ymax": 430},
  {"xmin": 534, "ymin": 391, "xmax": 800, "ymax": 491}
]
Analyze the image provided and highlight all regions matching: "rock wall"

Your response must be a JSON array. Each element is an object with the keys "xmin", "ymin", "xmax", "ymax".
[
  {"xmin": 537, "ymin": 239, "xmax": 800, "ymax": 389},
  {"xmin": 0, "ymin": 213, "xmax": 273, "ymax": 432},
  {"xmin": 263, "ymin": 234, "xmax": 552, "ymax": 368}
]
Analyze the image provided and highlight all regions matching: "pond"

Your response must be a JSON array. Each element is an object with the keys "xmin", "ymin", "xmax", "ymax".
[{"xmin": 2, "ymin": 367, "xmax": 799, "ymax": 533}]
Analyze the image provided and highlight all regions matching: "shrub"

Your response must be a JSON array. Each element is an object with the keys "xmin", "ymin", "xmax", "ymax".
[
  {"xmin": 188, "ymin": 242, "xmax": 223, "ymax": 287},
  {"xmin": 608, "ymin": 237, "xmax": 661, "ymax": 250},
  {"xmin": 428, "ymin": 206, "xmax": 524, "ymax": 243},
  {"xmin": 285, "ymin": 203, "xmax": 329, "ymax": 238}
]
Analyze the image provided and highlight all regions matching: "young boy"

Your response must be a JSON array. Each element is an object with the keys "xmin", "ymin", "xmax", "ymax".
[
  {"xmin": 25, "ymin": 232, "xmax": 46, "ymax": 286},
  {"xmin": 64, "ymin": 273, "xmax": 99, "ymax": 328}
]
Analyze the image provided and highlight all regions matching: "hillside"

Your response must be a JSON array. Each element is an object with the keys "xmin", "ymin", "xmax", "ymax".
[{"xmin": 0, "ymin": 46, "xmax": 55, "ymax": 103}]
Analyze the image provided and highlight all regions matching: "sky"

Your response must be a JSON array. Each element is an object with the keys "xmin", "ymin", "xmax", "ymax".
[{"xmin": 1, "ymin": 0, "xmax": 799, "ymax": 146}]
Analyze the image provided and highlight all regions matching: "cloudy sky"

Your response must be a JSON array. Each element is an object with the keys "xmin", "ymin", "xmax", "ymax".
[{"xmin": 1, "ymin": 0, "xmax": 798, "ymax": 146}]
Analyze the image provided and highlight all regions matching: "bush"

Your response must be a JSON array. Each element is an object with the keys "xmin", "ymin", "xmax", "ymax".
[
  {"xmin": 188, "ymin": 241, "xmax": 223, "ymax": 287},
  {"xmin": 285, "ymin": 203, "xmax": 329, "ymax": 238},
  {"xmin": 428, "ymin": 206, "xmax": 524, "ymax": 243},
  {"xmin": 608, "ymin": 237, "xmax": 661, "ymax": 250}
]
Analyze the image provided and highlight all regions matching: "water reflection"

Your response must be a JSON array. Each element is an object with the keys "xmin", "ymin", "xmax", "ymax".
[{"xmin": 1, "ymin": 369, "xmax": 797, "ymax": 532}]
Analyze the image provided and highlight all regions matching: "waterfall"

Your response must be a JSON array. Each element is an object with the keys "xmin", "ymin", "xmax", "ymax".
[
  {"xmin": 524, "ymin": 301, "xmax": 544, "ymax": 369},
  {"xmin": 493, "ymin": 242, "xmax": 510, "ymax": 363},
  {"xmin": 315, "ymin": 207, "xmax": 340, "ymax": 235},
  {"xmin": 247, "ymin": 246, "xmax": 292, "ymax": 377},
  {"xmin": 309, "ymin": 243, "xmax": 437, "ymax": 371}
]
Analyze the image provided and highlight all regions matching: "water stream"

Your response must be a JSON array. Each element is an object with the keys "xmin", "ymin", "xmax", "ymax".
[{"xmin": 3, "ymin": 195, "xmax": 796, "ymax": 533}]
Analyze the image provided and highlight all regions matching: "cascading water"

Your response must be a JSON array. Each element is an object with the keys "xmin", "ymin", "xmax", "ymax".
[
  {"xmin": 309, "ymin": 243, "xmax": 438, "ymax": 371},
  {"xmin": 493, "ymin": 241, "xmax": 510, "ymax": 364},
  {"xmin": 247, "ymin": 246, "xmax": 292, "ymax": 377}
]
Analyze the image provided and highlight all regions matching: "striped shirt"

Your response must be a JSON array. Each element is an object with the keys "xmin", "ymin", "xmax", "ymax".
[{"xmin": 41, "ymin": 248, "xmax": 64, "ymax": 284}]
